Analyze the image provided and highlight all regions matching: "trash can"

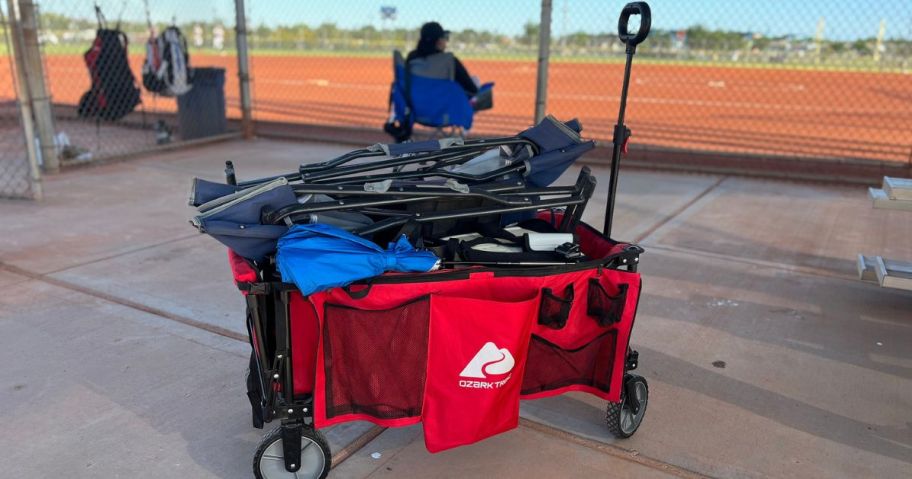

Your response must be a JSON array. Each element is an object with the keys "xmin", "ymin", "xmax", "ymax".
[{"xmin": 177, "ymin": 67, "xmax": 227, "ymax": 140}]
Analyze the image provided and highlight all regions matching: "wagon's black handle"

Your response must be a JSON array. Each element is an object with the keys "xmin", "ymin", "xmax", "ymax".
[
  {"xmin": 604, "ymin": 1, "xmax": 650, "ymax": 238},
  {"xmin": 618, "ymin": 2, "xmax": 651, "ymax": 49}
]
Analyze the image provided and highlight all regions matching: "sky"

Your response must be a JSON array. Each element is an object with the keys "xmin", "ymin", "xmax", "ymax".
[{"xmin": 41, "ymin": 0, "xmax": 912, "ymax": 41}]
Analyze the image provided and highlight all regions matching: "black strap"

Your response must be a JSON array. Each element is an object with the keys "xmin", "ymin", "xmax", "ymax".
[
  {"xmin": 236, "ymin": 281, "xmax": 298, "ymax": 295},
  {"xmin": 341, "ymin": 283, "xmax": 373, "ymax": 299},
  {"xmin": 236, "ymin": 282, "xmax": 269, "ymax": 294},
  {"xmin": 94, "ymin": 5, "xmax": 107, "ymax": 29},
  {"xmin": 392, "ymin": 219, "xmax": 424, "ymax": 246}
]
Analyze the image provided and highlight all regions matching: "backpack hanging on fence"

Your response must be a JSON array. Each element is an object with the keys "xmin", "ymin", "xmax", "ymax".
[
  {"xmin": 77, "ymin": 8, "xmax": 141, "ymax": 122},
  {"xmin": 142, "ymin": 26, "xmax": 193, "ymax": 97}
]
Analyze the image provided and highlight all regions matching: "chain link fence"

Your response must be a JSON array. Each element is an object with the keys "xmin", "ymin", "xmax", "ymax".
[
  {"xmin": 0, "ymin": 2, "xmax": 39, "ymax": 199},
  {"xmin": 9, "ymin": 0, "xmax": 240, "ymax": 175},
  {"xmin": 244, "ymin": 0, "xmax": 540, "ymax": 138},
  {"xmin": 243, "ymin": 0, "xmax": 912, "ymax": 165},
  {"xmin": 4, "ymin": 0, "xmax": 912, "ymax": 201}
]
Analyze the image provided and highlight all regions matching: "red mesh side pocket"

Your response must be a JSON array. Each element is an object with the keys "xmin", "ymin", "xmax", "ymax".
[
  {"xmin": 538, "ymin": 284, "xmax": 574, "ymax": 330},
  {"xmin": 520, "ymin": 331, "xmax": 617, "ymax": 397},
  {"xmin": 587, "ymin": 278, "xmax": 628, "ymax": 326},
  {"xmin": 322, "ymin": 296, "xmax": 430, "ymax": 421}
]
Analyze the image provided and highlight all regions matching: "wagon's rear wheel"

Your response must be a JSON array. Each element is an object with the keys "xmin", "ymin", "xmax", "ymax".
[
  {"xmin": 253, "ymin": 426, "xmax": 331, "ymax": 479},
  {"xmin": 606, "ymin": 374, "xmax": 648, "ymax": 438}
]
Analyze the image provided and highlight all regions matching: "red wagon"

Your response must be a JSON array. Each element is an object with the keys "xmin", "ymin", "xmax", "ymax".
[
  {"xmin": 196, "ymin": 4, "xmax": 654, "ymax": 477},
  {"xmin": 231, "ymin": 212, "xmax": 647, "ymax": 479}
]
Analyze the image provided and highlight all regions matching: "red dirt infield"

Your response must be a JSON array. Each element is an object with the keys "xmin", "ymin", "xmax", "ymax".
[{"xmin": 8, "ymin": 53, "xmax": 912, "ymax": 164}]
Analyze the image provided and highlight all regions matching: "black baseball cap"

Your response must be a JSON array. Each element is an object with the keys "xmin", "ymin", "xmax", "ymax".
[{"xmin": 420, "ymin": 22, "xmax": 450, "ymax": 42}]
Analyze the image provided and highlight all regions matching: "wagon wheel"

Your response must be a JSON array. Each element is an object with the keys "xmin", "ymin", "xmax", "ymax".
[
  {"xmin": 253, "ymin": 426, "xmax": 331, "ymax": 479},
  {"xmin": 606, "ymin": 374, "xmax": 648, "ymax": 438}
]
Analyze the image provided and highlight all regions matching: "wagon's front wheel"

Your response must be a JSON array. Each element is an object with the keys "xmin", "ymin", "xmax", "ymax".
[
  {"xmin": 606, "ymin": 374, "xmax": 648, "ymax": 438},
  {"xmin": 253, "ymin": 426, "xmax": 331, "ymax": 479}
]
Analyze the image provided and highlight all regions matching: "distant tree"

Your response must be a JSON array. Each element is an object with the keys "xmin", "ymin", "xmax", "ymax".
[
  {"xmin": 565, "ymin": 31, "xmax": 592, "ymax": 48},
  {"xmin": 459, "ymin": 28, "xmax": 478, "ymax": 44},
  {"xmin": 852, "ymin": 39, "xmax": 871, "ymax": 55},
  {"xmin": 520, "ymin": 22, "xmax": 539, "ymax": 48},
  {"xmin": 828, "ymin": 41, "xmax": 846, "ymax": 54},
  {"xmin": 888, "ymin": 39, "xmax": 912, "ymax": 58},
  {"xmin": 686, "ymin": 25, "xmax": 748, "ymax": 51},
  {"xmin": 39, "ymin": 12, "xmax": 73, "ymax": 31},
  {"xmin": 316, "ymin": 22, "xmax": 339, "ymax": 46},
  {"xmin": 255, "ymin": 23, "xmax": 271, "ymax": 38}
]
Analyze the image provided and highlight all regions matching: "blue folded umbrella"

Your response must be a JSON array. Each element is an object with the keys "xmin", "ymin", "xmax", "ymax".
[{"xmin": 276, "ymin": 223, "xmax": 440, "ymax": 296}]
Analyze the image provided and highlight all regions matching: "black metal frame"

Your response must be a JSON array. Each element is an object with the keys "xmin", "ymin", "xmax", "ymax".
[
  {"xmin": 244, "ymin": 277, "xmax": 315, "ymax": 473},
  {"xmin": 606, "ymin": 1, "xmax": 650, "ymax": 416},
  {"xmin": 234, "ymin": 137, "xmax": 539, "ymax": 189},
  {"xmin": 603, "ymin": 1, "xmax": 651, "ymax": 239},
  {"xmin": 263, "ymin": 168, "xmax": 597, "ymax": 238}
]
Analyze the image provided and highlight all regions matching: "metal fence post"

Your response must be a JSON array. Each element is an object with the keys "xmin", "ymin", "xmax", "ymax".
[
  {"xmin": 533, "ymin": 0, "xmax": 553, "ymax": 124},
  {"xmin": 15, "ymin": 0, "xmax": 57, "ymax": 173},
  {"xmin": 5, "ymin": 0, "xmax": 41, "ymax": 199},
  {"xmin": 234, "ymin": 0, "xmax": 254, "ymax": 139}
]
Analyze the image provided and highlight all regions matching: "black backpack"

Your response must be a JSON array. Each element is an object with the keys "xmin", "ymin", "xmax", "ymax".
[{"xmin": 77, "ymin": 11, "xmax": 141, "ymax": 122}]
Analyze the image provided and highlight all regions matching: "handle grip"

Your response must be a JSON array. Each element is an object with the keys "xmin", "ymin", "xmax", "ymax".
[{"xmin": 618, "ymin": 2, "xmax": 651, "ymax": 47}]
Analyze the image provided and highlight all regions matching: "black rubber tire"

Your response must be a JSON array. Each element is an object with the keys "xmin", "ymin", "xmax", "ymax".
[
  {"xmin": 606, "ymin": 374, "xmax": 649, "ymax": 438},
  {"xmin": 253, "ymin": 426, "xmax": 331, "ymax": 479}
]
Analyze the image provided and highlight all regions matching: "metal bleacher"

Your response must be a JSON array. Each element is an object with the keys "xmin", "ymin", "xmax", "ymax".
[{"xmin": 858, "ymin": 177, "xmax": 912, "ymax": 291}]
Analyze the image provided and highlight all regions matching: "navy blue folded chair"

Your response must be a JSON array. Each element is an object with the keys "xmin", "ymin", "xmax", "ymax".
[
  {"xmin": 191, "ymin": 179, "xmax": 298, "ymax": 260},
  {"xmin": 189, "ymin": 177, "xmax": 239, "ymax": 207},
  {"xmin": 519, "ymin": 115, "xmax": 595, "ymax": 188}
]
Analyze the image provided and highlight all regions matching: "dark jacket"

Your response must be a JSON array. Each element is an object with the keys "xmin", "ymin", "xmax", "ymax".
[{"xmin": 406, "ymin": 45, "xmax": 478, "ymax": 96}]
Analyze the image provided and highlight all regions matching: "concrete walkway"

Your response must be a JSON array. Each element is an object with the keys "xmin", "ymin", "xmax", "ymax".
[{"xmin": 1, "ymin": 139, "xmax": 909, "ymax": 478}]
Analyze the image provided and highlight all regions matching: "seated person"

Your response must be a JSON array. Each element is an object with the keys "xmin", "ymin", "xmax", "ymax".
[{"xmin": 406, "ymin": 22, "xmax": 479, "ymax": 98}]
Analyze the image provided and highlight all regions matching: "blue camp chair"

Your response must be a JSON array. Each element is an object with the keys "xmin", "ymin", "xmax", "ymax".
[{"xmin": 386, "ymin": 50, "xmax": 493, "ymax": 142}]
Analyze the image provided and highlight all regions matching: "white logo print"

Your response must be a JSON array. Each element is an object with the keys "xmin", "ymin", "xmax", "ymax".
[{"xmin": 458, "ymin": 342, "xmax": 515, "ymax": 389}]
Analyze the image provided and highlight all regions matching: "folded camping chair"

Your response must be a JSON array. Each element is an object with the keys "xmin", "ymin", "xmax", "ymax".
[
  {"xmin": 226, "ymin": 115, "xmax": 591, "ymax": 190},
  {"xmin": 190, "ymin": 168, "xmax": 597, "ymax": 262},
  {"xmin": 387, "ymin": 50, "xmax": 492, "ymax": 142},
  {"xmin": 190, "ymin": 114, "xmax": 596, "ymax": 255}
]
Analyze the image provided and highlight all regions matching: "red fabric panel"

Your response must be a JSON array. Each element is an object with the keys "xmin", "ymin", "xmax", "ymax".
[
  {"xmin": 84, "ymin": 38, "xmax": 106, "ymax": 107},
  {"xmin": 228, "ymin": 249, "xmax": 258, "ymax": 284},
  {"xmin": 289, "ymin": 293, "xmax": 319, "ymax": 397},
  {"xmin": 308, "ymin": 265, "xmax": 641, "ymax": 428},
  {"xmin": 422, "ymin": 293, "xmax": 538, "ymax": 453},
  {"xmin": 576, "ymin": 222, "xmax": 629, "ymax": 259}
]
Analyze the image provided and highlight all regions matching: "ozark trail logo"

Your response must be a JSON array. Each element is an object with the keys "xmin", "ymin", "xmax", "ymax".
[{"xmin": 458, "ymin": 342, "xmax": 514, "ymax": 389}]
